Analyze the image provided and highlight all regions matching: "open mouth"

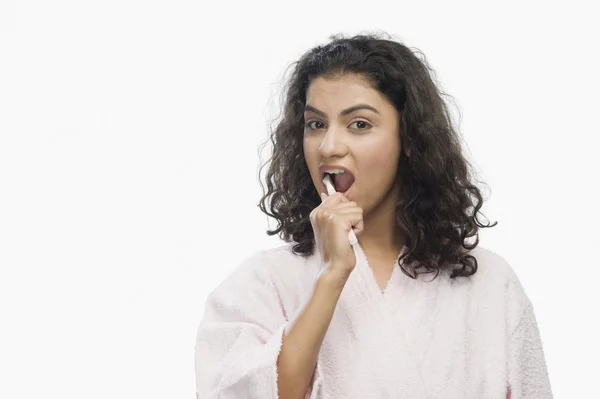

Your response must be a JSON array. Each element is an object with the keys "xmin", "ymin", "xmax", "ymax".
[{"xmin": 323, "ymin": 172, "xmax": 355, "ymax": 194}]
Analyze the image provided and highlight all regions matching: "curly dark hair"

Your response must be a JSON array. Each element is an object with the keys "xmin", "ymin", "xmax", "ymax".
[{"xmin": 257, "ymin": 31, "xmax": 497, "ymax": 280}]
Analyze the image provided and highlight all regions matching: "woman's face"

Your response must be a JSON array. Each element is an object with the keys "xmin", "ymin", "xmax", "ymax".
[{"xmin": 303, "ymin": 73, "xmax": 402, "ymax": 215}]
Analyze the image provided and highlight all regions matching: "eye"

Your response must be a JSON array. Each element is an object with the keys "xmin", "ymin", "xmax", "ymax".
[
  {"xmin": 350, "ymin": 120, "xmax": 372, "ymax": 130},
  {"xmin": 304, "ymin": 119, "xmax": 372, "ymax": 132},
  {"xmin": 304, "ymin": 120, "xmax": 324, "ymax": 130}
]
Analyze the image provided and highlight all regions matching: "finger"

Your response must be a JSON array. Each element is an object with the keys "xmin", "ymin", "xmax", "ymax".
[
  {"xmin": 329, "ymin": 192, "xmax": 348, "ymax": 203},
  {"xmin": 334, "ymin": 206, "xmax": 362, "ymax": 214},
  {"xmin": 353, "ymin": 217, "xmax": 364, "ymax": 236},
  {"xmin": 329, "ymin": 202, "xmax": 360, "ymax": 211},
  {"xmin": 314, "ymin": 205, "xmax": 358, "ymax": 223},
  {"xmin": 333, "ymin": 210, "xmax": 364, "ymax": 235},
  {"xmin": 348, "ymin": 211, "xmax": 364, "ymax": 236},
  {"xmin": 320, "ymin": 191, "xmax": 344, "ymax": 205},
  {"xmin": 327, "ymin": 192, "xmax": 348, "ymax": 202}
]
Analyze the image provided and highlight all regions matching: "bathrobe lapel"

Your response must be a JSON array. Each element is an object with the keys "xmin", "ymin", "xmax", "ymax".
[{"xmin": 341, "ymin": 243, "xmax": 430, "ymax": 396}]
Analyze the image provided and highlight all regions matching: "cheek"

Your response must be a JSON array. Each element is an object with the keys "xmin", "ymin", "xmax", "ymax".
[
  {"xmin": 364, "ymin": 140, "xmax": 400, "ymax": 176},
  {"xmin": 303, "ymin": 139, "xmax": 319, "ymax": 179},
  {"xmin": 358, "ymin": 141, "xmax": 400, "ymax": 196}
]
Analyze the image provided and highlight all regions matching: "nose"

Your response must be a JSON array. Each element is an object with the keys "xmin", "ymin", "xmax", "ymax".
[{"xmin": 318, "ymin": 124, "xmax": 348, "ymax": 159}]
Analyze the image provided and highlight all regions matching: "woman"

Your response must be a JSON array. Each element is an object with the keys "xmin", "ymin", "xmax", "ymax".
[{"xmin": 195, "ymin": 32, "xmax": 553, "ymax": 398}]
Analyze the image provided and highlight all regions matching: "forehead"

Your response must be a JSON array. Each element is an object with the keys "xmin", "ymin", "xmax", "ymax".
[{"xmin": 305, "ymin": 74, "xmax": 382, "ymax": 107}]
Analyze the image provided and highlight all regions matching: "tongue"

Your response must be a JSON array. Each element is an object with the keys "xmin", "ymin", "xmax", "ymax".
[{"xmin": 334, "ymin": 173, "xmax": 355, "ymax": 193}]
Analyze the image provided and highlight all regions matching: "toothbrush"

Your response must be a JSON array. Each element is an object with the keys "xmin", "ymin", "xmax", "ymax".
[{"xmin": 322, "ymin": 174, "xmax": 358, "ymax": 246}]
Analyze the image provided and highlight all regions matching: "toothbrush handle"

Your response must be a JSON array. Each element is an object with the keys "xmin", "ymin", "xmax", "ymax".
[
  {"xmin": 348, "ymin": 229, "xmax": 358, "ymax": 245},
  {"xmin": 322, "ymin": 176, "xmax": 358, "ymax": 246}
]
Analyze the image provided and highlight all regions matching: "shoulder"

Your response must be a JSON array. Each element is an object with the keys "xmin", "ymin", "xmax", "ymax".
[
  {"xmin": 464, "ymin": 246, "xmax": 520, "ymax": 285},
  {"xmin": 202, "ymin": 243, "xmax": 320, "ymax": 321},
  {"xmin": 211, "ymin": 242, "xmax": 319, "ymax": 296},
  {"xmin": 260, "ymin": 242, "xmax": 321, "ymax": 288},
  {"xmin": 468, "ymin": 246, "xmax": 528, "ymax": 297},
  {"xmin": 465, "ymin": 245, "xmax": 533, "ymax": 331},
  {"xmin": 468, "ymin": 245, "xmax": 512, "ymax": 275}
]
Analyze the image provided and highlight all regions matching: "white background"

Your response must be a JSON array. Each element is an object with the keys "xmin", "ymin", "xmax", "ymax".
[{"xmin": 1, "ymin": 0, "xmax": 598, "ymax": 398}]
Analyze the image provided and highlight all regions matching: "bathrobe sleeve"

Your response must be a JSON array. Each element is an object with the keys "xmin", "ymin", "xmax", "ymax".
[
  {"xmin": 194, "ymin": 250, "xmax": 289, "ymax": 399},
  {"xmin": 507, "ymin": 302, "xmax": 553, "ymax": 399}
]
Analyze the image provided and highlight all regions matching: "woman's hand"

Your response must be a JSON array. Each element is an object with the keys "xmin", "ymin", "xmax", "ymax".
[{"xmin": 310, "ymin": 192, "xmax": 364, "ymax": 279}]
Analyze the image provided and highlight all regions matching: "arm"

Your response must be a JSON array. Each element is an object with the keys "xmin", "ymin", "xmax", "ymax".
[
  {"xmin": 506, "ymin": 303, "xmax": 553, "ymax": 398},
  {"xmin": 195, "ymin": 251, "xmax": 349, "ymax": 399},
  {"xmin": 194, "ymin": 253, "xmax": 286, "ymax": 399},
  {"xmin": 277, "ymin": 269, "xmax": 347, "ymax": 399}
]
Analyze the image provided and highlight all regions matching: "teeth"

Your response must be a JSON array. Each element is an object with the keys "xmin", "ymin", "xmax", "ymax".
[{"xmin": 324, "ymin": 169, "xmax": 345, "ymax": 175}]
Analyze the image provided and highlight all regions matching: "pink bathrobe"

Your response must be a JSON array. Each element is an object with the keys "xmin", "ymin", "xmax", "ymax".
[{"xmin": 195, "ymin": 242, "xmax": 553, "ymax": 398}]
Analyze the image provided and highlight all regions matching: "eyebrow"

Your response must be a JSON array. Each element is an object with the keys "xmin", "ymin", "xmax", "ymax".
[{"xmin": 304, "ymin": 103, "xmax": 380, "ymax": 117}]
